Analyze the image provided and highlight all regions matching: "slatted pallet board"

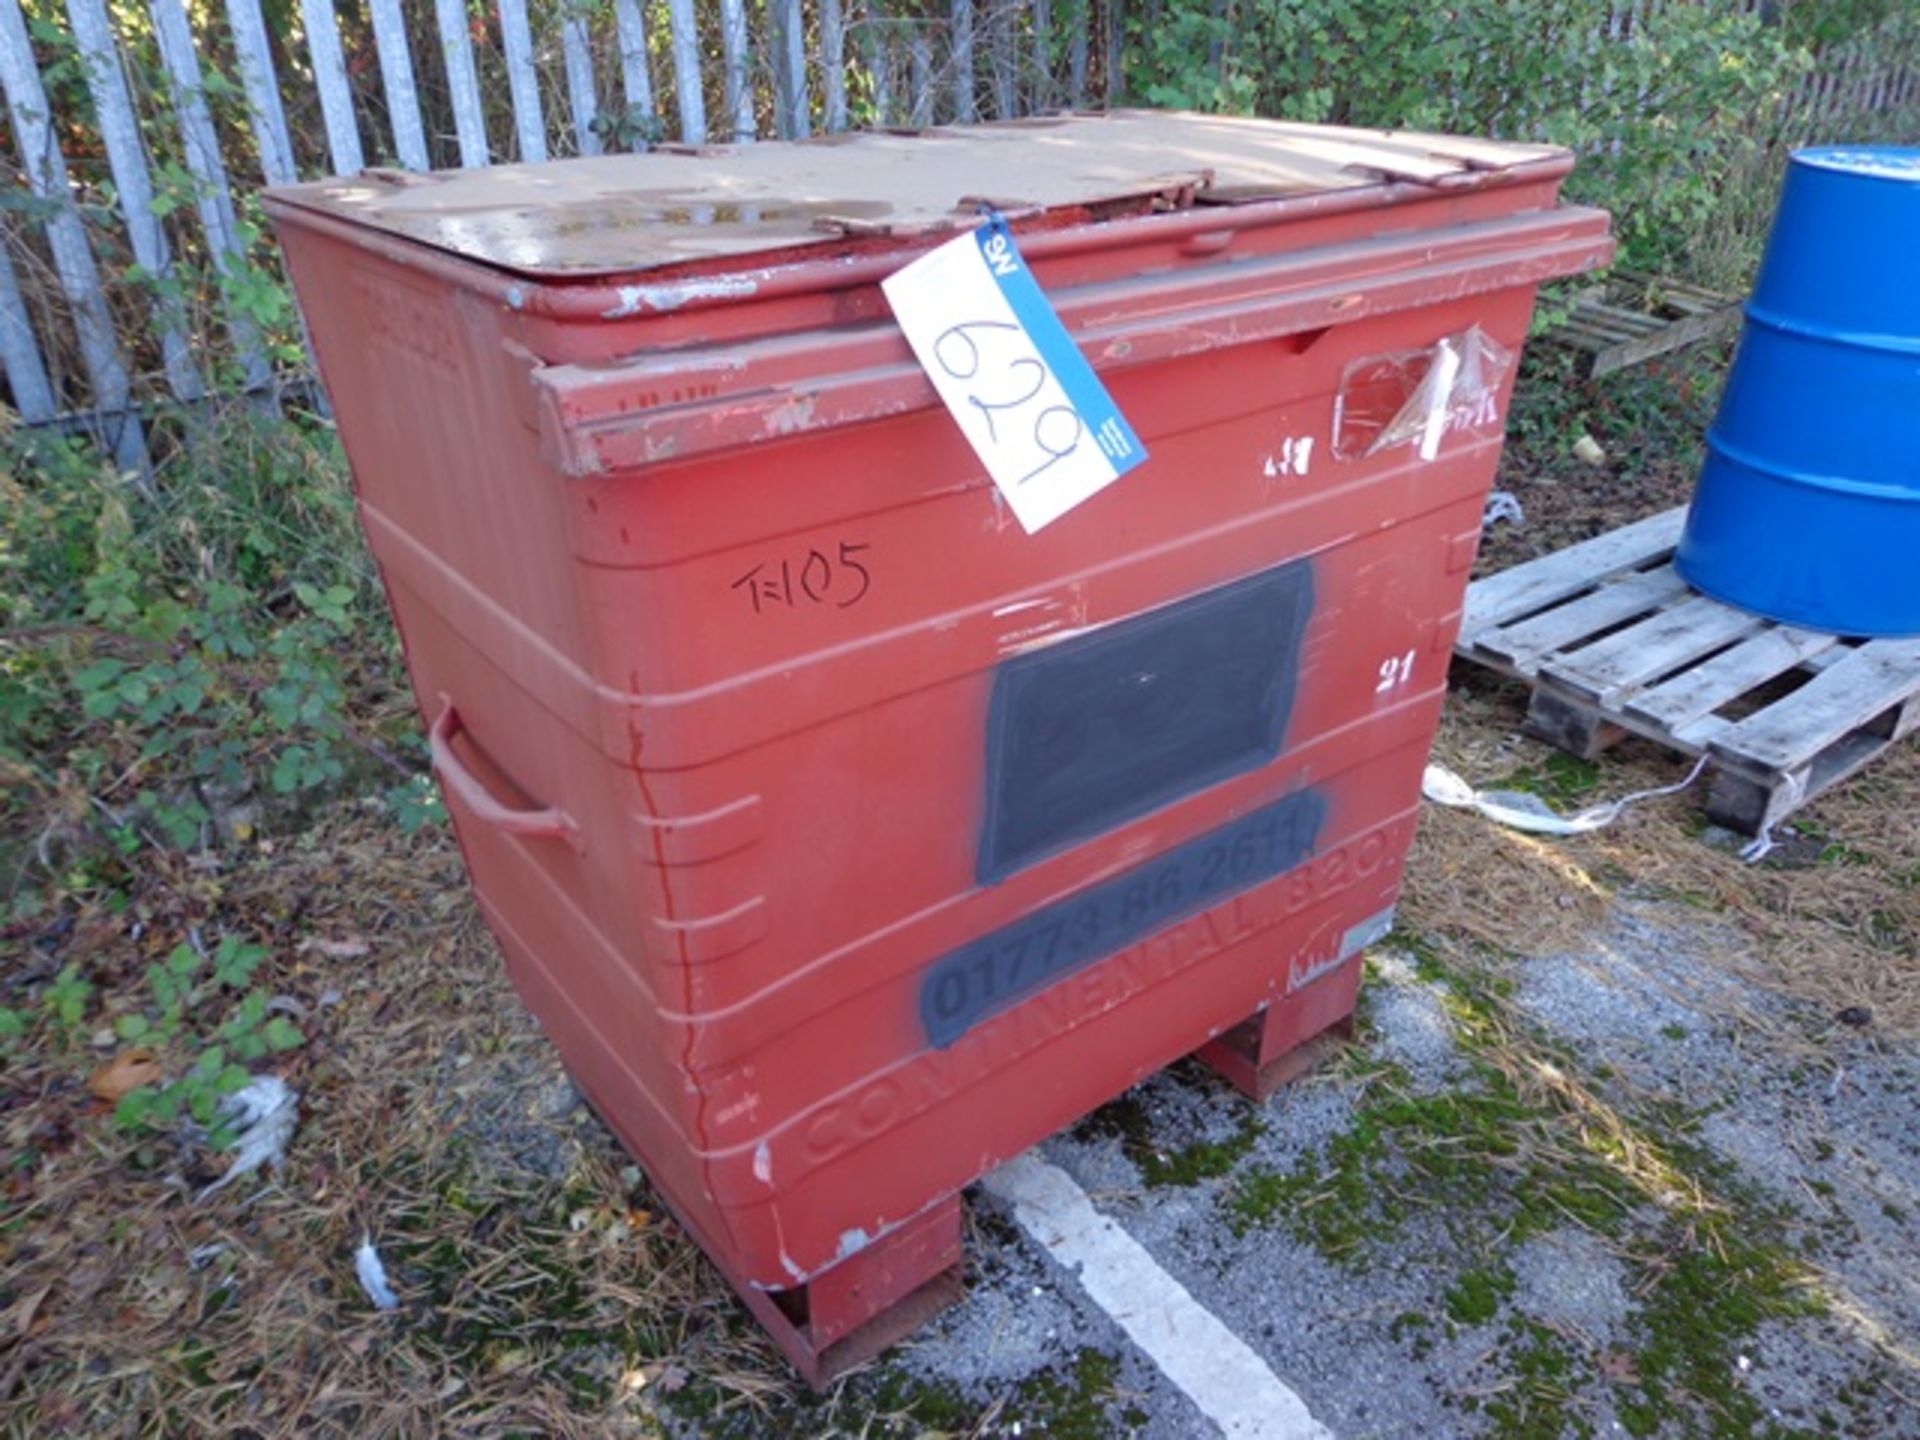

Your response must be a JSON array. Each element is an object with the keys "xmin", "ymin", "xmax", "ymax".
[
  {"xmin": 1457, "ymin": 507, "xmax": 1920, "ymax": 835},
  {"xmin": 1548, "ymin": 273, "xmax": 1745, "ymax": 378}
]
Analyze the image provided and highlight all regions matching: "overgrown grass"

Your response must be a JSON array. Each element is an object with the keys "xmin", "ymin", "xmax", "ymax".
[
  {"xmin": 1, "ymin": 404, "xmax": 445, "ymax": 1178},
  {"xmin": 1, "ymin": 406, "xmax": 436, "ymax": 925}
]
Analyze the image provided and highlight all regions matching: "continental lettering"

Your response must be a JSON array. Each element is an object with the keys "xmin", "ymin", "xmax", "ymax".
[{"xmin": 798, "ymin": 811, "xmax": 1413, "ymax": 1167}]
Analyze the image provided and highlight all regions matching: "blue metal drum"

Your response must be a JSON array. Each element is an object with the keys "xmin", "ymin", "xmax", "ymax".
[{"xmin": 1675, "ymin": 146, "xmax": 1920, "ymax": 636}]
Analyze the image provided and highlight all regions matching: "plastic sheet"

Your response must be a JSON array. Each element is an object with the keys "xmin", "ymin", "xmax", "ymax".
[
  {"xmin": 1422, "ymin": 755, "xmax": 1708, "ymax": 836},
  {"xmin": 1333, "ymin": 325, "xmax": 1515, "ymax": 462},
  {"xmin": 1484, "ymin": 490, "xmax": 1525, "ymax": 528}
]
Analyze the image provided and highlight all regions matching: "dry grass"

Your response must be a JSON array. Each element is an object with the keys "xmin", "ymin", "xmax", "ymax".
[
  {"xmin": 1406, "ymin": 673, "xmax": 1920, "ymax": 1039},
  {"xmin": 0, "ymin": 815, "xmax": 803, "ymax": 1439}
]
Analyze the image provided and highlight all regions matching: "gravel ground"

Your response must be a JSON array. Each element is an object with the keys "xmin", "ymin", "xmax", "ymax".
[{"xmin": 737, "ymin": 898, "xmax": 1920, "ymax": 1439}]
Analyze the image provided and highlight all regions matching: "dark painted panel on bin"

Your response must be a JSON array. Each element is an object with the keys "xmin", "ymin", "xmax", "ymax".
[
  {"xmin": 977, "ymin": 559, "xmax": 1314, "ymax": 884},
  {"xmin": 926, "ymin": 788, "xmax": 1327, "ymax": 1047}
]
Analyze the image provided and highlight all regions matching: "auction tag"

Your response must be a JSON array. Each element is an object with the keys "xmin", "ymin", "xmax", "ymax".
[{"xmin": 881, "ymin": 213, "xmax": 1147, "ymax": 533}]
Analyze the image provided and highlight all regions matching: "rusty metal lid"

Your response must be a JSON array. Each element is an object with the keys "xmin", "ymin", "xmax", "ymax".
[{"xmin": 265, "ymin": 111, "xmax": 1567, "ymax": 280}]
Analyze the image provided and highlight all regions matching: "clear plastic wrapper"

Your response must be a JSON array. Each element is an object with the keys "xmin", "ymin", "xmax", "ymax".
[{"xmin": 1333, "ymin": 325, "xmax": 1515, "ymax": 462}]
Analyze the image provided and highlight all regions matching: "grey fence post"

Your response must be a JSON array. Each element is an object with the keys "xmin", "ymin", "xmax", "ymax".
[
  {"xmin": 1068, "ymin": 0, "xmax": 1089, "ymax": 104},
  {"xmin": 498, "ymin": 0, "xmax": 550, "ymax": 162},
  {"xmin": 0, "ymin": 0, "xmax": 146, "ymax": 468},
  {"xmin": 368, "ymin": 0, "xmax": 431, "ymax": 170},
  {"xmin": 719, "ymin": 0, "xmax": 756, "ymax": 141},
  {"xmin": 1032, "ymin": 0, "xmax": 1052, "ymax": 111},
  {"xmin": 435, "ymin": 0, "xmax": 492, "ymax": 167},
  {"xmin": 771, "ymin": 0, "xmax": 810, "ymax": 137},
  {"xmin": 562, "ymin": 12, "xmax": 603, "ymax": 155},
  {"xmin": 666, "ymin": 0, "xmax": 707, "ymax": 143},
  {"xmin": 226, "ymin": 0, "xmax": 299, "ymax": 184},
  {"xmin": 612, "ymin": 0, "xmax": 658, "ymax": 148},
  {"xmin": 1104, "ymin": 0, "xmax": 1122, "ymax": 104},
  {"xmin": 952, "ymin": 0, "xmax": 977, "ymax": 120},
  {"xmin": 66, "ymin": 0, "xmax": 203, "ymax": 402},
  {"xmin": 822, "ymin": 0, "xmax": 849, "ymax": 130},
  {"xmin": 991, "ymin": 0, "xmax": 1019, "ymax": 118},
  {"xmin": 865, "ymin": 2, "xmax": 895, "ymax": 125},
  {"xmin": 150, "ymin": 0, "xmax": 274, "ymax": 392},
  {"xmin": 0, "ymin": 229, "xmax": 56, "ymax": 424},
  {"xmin": 299, "ymin": 0, "xmax": 366, "ymax": 175},
  {"xmin": 910, "ymin": 27, "xmax": 934, "ymax": 124}
]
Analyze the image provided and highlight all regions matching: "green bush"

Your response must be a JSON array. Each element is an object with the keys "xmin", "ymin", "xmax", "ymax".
[
  {"xmin": 0, "ymin": 409, "xmax": 438, "ymax": 919},
  {"xmin": 1126, "ymin": 0, "xmax": 1914, "ymax": 283}
]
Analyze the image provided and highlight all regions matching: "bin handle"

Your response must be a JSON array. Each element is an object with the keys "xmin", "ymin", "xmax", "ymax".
[{"xmin": 429, "ymin": 699, "xmax": 579, "ymax": 845}]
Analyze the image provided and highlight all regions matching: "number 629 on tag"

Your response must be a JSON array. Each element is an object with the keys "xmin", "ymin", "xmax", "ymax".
[{"xmin": 881, "ymin": 215, "xmax": 1147, "ymax": 533}]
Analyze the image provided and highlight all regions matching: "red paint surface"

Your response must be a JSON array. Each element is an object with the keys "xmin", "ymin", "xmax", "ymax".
[{"xmin": 267, "ymin": 151, "xmax": 1610, "ymax": 1350}]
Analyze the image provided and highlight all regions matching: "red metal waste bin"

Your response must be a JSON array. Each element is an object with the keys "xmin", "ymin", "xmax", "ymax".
[{"xmin": 265, "ymin": 112, "xmax": 1610, "ymax": 1384}]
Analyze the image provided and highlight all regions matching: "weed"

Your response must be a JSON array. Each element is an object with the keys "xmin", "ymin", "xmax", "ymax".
[
  {"xmin": 2, "ymin": 409, "xmax": 436, "ymax": 918},
  {"xmin": 1120, "ymin": 0, "xmax": 1894, "ymax": 282},
  {"xmin": 1499, "ymin": 752, "xmax": 1605, "ymax": 808},
  {"xmin": 1012, "ymin": 1349, "xmax": 1132, "ymax": 1439},
  {"xmin": 1077, "ymin": 1083, "xmax": 1265, "ymax": 1187},
  {"xmin": 1478, "ymin": 1319, "xmax": 1594, "ymax": 1440},
  {"xmin": 41, "ymin": 962, "xmax": 93, "ymax": 1027},
  {"xmin": 105, "ymin": 933, "xmax": 306, "ymax": 1143},
  {"xmin": 858, "ymin": 1372, "xmax": 975, "ymax": 1434},
  {"xmin": 1445, "ymin": 1264, "xmax": 1517, "ymax": 1325}
]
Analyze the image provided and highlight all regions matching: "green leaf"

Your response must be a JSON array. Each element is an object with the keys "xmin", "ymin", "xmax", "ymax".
[
  {"xmin": 211, "ymin": 936, "xmax": 268, "ymax": 989},
  {"xmin": 262, "ymin": 1016, "xmax": 304, "ymax": 1052},
  {"xmin": 114, "ymin": 1013, "xmax": 151, "ymax": 1041},
  {"xmin": 114, "ymin": 1088, "xmax": 157, "ymax": 1130},
  {"xmin": 44, "ymin": 964, "xmax": 93, "ymax": 1026},
  {"xmin": 269, "ymin": 748, "xmax": 306, "ymax": 794},
  {"xmin": 219, "ymin": 991, "xmax": 268, "ymax": 1042},
  {"xmin": 73, "ymin": 658, "xmax": 127, "ymax": 689}
]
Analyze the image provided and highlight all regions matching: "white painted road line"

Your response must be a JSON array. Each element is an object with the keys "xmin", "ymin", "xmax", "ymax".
[{"xmin": 982, "ymin": 1152, "xmax": 1334, "ymax": 1440}]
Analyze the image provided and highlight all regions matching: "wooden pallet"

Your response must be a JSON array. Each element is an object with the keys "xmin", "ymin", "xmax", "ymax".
[
  {"xmin": 1456, "ymin": 507, "xmax": 1920, "ymax": 835},
  {"xmin": 1548, "ymin": 272, "xmax": 1744, "ymax": 378}
]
